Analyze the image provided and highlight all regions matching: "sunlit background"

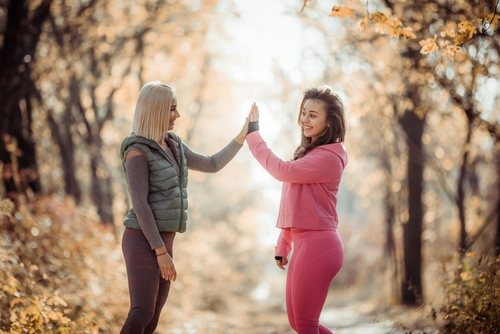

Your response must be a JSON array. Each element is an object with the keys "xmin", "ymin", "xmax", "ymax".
[{"xmin": 1, "ymin": 0, "xmax": 499, "ymax": 333}]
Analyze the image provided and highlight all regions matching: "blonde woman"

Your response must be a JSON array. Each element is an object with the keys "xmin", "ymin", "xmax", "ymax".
[{"xmin": 119, "ymin": 81, "xmax": 249, "ymax": 333}]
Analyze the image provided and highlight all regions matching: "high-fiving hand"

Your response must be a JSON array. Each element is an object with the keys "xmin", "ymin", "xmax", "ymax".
[{"xmin": 249, "ymin": 102, "xmax": 259, "ymax": 122}]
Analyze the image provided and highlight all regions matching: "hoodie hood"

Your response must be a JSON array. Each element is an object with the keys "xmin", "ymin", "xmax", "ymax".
[{"xmin": 318, "ymin": 142, "xmax": 348, "ymax": 169}]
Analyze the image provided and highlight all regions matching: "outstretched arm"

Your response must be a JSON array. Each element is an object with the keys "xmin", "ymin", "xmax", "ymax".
[
  {"xmin": 184, "ymin": 107, "xmax": 252, "ymax": 173},
  {"xmin": 246, "ymin": 104, "xmax": 344, "ymax": 184}
]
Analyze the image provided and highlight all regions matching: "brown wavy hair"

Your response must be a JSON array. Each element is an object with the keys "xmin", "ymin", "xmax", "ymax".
[{"xmin": 293, "ymin": 86, "xmax": 346, "ymax": 160}]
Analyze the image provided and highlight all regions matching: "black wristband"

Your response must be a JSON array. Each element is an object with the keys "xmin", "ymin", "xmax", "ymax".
[
  {"xmin": 248, "ymin": 120, "xmax": 259, "ymax": 134},
  {"xmin": 275, "ymin": 256, "xmax": 283, "ymax": 261}
]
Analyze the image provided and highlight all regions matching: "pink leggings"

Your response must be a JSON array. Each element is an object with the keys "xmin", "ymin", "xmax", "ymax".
[{"xmin": 286, "ymin": 228, "xmax": 344, "ymax": 334}]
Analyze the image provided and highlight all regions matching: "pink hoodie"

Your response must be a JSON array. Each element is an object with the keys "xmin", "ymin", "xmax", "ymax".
[{"xmin": 246, "ymin": 132, "xmax": 348, "ymax": 257}]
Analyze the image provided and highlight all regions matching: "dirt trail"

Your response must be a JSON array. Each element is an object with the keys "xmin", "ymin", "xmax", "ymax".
[{"xmin": 156, "ymin": 301, "xmax": 438, "ymax": 333}]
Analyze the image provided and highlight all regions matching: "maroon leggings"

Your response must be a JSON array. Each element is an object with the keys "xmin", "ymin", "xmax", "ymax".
[{"xmin": 120, "ymin": 228, "xmax": 175, "ymax": 334}]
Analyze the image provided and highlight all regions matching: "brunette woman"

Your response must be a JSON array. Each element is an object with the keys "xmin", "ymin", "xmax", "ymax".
[{"xmin": 246, "ymin": 87, "xmax": 347, "ymax": 334}]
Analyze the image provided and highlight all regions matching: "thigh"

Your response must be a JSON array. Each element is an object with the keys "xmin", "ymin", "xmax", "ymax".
[
  {"xmin": 122, "ymin": 228, "xmax": 161, "ymax": 309},
  {"xmin": 290, "ymin": 234, "xmax": 344, "ymax": 330}
]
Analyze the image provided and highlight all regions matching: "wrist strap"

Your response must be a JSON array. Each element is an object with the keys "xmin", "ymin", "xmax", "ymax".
[
  {"xmin": 156, "ymin": 251, "xmax": 167, "ymax": 257},
  {"xmin": 248, "ymin": 120, "xmax": 259, "ymax": 134}
]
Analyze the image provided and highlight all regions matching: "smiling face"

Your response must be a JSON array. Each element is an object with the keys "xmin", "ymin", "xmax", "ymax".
[
  {"xmin": 300, "ymin": 99, "xmax": 328, "ymax": 142},
  {"xmin": 168, "ymin": 96, "xmax": 180, "ymax": 130}
]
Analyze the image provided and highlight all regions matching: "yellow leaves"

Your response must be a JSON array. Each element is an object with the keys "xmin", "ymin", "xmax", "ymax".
[
  {"xmin": 401, "ymin": 27, "xmax": 416, "ymax": 39},
  {"xmin": 0, "ymin": 198, "xmax": 15, "ymax": 218},
  {"xmin": 419, "ymin": 35, "xmax": 438, "ymax": 54},
  {"xmin": 442, "ymin": 43, "xmax": 462, "ymax": 61},
  {"xmin": 7, "ymin": 289, "xmax": 73, "ymax": 332},
  {"xmin": 329, "ymin": 6, "xmax": 354, "ymax": 18},
  {"xmin": 2, "ymin": 275, "xmax": 20, "ymax": 295},
  {"xmin": 457, "ymin": 21, "xmax": 477, "ymax": 39},
  {"xmin": 359, "ymin": 15, "xmax": 369, "ymax": 30},
  {"xmin": 46, "ymin": 294, "xmax": 69, "ymax": 307},
  {"xmin": 419, "ymin": 22, "xmax": 471, "ymax": 60},
  {"xmin": 460, "ymin": 271, "xmax": 469, "ymax": 281},
  {"xmin": 358, "ymin": 12, "xmax": 416, "ymax": 40},
  {"xmin": 455, "ymin": 21, "xmax": 477, "ymax": 45},
  {"xmin": 484, "ymin": 12, "xmax": 500, "ymax": 25}
]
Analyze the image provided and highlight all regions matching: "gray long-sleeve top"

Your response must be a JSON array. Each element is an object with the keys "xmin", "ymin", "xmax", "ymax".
[{"xmin": 125, "ymin": 139, "xmax": 242, "ymax": 249}]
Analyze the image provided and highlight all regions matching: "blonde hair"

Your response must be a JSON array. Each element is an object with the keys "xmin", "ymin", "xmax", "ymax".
[{"xmin": 132, "ymin": 81, "xmax": 175, "ymax": 142}]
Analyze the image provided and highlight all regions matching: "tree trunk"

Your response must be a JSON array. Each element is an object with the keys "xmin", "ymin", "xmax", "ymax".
[
  {"xmin": 46, "ymin": 110, "xmax": 82, "ymax": 202},
  {"xmin": 89, "ymin": 145, "xmax": 114, "ymax": 226},
  {"xmin": 456, "ymin": 124, "xmax": 473, "ymax": 255},
  {"xmin": 399, "ymin": 107, "xmax": 425, "ymax": 306},
  {"xmin": 0, "ymin": 0, "xmax": 51, "ymax": 198},
  {"xmin": 383, "ymin": 155, "xmax": 400, "ymax": 300},
  {"xmin": 496, "ymin": 147, "xmax": 500, "ymax": 256}
]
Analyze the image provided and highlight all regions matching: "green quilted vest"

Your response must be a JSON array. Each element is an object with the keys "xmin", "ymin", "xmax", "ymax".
[{"xmin": 120, "ymin": 132, "xmax": 189, "ymax": 233}]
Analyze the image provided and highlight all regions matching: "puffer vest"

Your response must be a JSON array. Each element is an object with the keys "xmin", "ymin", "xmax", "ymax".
[{"xmin": 120, "ymin": 132, "xmax": 188, "ymax": 233}]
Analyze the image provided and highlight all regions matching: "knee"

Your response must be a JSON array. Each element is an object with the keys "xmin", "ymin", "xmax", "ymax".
[
  {"xmin": 295, "ymin": 318, "xmax": 320, "ymax": 334},
  {"xmin": 120, "ymin": 307, "xmax": 154, "ymax": 334}
]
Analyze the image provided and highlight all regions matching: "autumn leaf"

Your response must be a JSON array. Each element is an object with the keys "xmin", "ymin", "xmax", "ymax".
[
  {"xmin": 329, "ymin": 6, "xmax": 354, "ymax": 18},
  {"xmin": 400, "ymin": 27, "xmax": 416, "ymax": 39},
  {"xmin": 443, "ymin": 43, "xmax": 462, "ymax": 61},
  {"xmin": 440, "ymin": 28, "xmax": 457, "ymax": 38},
  {"xmin": 419, "ymin": 35, "xmax": 439, "ymax": 54},
  {"xmin": 484, "ymin": 12, "xmax": 500, "ymax": 25},
  {"xmin": 455, "ymin": 20, "xmax": 477, "ymax": 44},
  {"xmin": 359, "ymin": 12, "xmax": 415, "ymax": 39},
  {"xmin": 359, "ymin": 15, "xmax": 370, "ymax": 30}
]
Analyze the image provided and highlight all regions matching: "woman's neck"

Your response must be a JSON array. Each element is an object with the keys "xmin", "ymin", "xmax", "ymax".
[{"xmin": 157, "ymin": 137, "xmax": 168, "ymax": 149}]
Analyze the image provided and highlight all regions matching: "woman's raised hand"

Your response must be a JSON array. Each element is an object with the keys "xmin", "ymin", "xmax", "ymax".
[
  {"xmin": 234, "ymin": 107, "xmax": 251, "ymax": 144},
  {"xmin": 234, "ymin": 102, "xmax": 260, "ymax": 144},
  {"xmin": 250, "ymin": 102, "xmax": 259, "ymax": 122}
]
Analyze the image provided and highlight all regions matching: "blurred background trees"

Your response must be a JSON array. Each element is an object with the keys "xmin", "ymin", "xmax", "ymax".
[{"xmin": 0, "ymin": 0, "xmax": 499, "ymax": 332}]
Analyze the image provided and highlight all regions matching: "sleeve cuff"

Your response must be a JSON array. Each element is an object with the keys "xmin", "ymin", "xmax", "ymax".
[{"xmin": 248, "ymin": 120, "xmax": 259, "ymax": 134}]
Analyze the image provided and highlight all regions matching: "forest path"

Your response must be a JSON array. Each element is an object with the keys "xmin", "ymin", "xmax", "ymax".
[
  {"xmin": 156, "ymin": 299, "xmax": 438, "ymax": 334},
  {"xmin": 321, "ymin": 304, "xmax": 404, "ymax": 334}
]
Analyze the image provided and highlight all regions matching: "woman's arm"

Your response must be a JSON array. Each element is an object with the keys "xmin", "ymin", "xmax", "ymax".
[
  {"xmin": 183, "ymin": 113, "xmax": 250, "ymax": 172},
  {"xmin": 275, "ymin": 229, "xmax": 292, "ymax": 270},
  {"xmin": 125, "ymin": 149, "xmax": 176, "ymax": 281},
  {"xmin": 125, "ymin": 150, "xmax": 164, "ymax": 250},
  {"xmin": 247, "ymin": 132, "xmax": 344, "ymax": 183},
  {"xmin": 183, "ymin": 140, "xmax": 243, "ymax": 173},
  {"xmin": 246, "ymin": 103, "xmax": 344, "ymax": 183}
]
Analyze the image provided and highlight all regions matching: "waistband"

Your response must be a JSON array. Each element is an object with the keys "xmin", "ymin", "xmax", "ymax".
[{"xmin": 290, "ymin": 228, "xmax": 339, "ymax": 241}]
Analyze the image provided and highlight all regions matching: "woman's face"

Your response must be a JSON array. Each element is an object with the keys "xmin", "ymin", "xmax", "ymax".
[
  {"xmin": 168, "ymin": 96, "xmax": 180, "ymax": 130},
  {"xmin": 300, "ymin": 99, "xmax": 328, "ymax": 142}
]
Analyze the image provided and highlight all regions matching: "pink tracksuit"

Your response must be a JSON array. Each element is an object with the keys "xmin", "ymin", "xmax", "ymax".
[{"xmin": 247, "ymin": 132, "xmax": 347, "ymax": 334}]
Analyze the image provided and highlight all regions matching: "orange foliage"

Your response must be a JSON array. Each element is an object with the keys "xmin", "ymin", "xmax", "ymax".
[{"xmin": 0, "ymin": 196, "xmax": 127, "ymax": 333}]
